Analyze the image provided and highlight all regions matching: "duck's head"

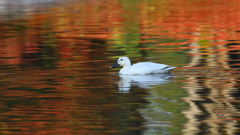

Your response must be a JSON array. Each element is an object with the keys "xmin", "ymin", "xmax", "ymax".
[{"xmin": 110, "ymin": 56, "xmax": 131, "ymax": 68}]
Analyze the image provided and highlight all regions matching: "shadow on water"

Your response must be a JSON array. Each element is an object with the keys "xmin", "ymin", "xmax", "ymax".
[
  {"xmin": 116, "ymin": 74, "xmax": 174, "ymax": 93},
  {"xmin": 110, "ymin": 73, "xmax": 188, "ymax": 135}
]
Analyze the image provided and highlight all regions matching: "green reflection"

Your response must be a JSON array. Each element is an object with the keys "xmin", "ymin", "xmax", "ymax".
[
  {"xmin": 109, "ymin": 0, "xmax": 142, "ymax": 59},
  {"xmin": 142, "ymin": 38, "xmax": 189, "ymax": 66},
  {"xmin": 142, "ymin": 77, "xmax": 188, "ymax": 135}
]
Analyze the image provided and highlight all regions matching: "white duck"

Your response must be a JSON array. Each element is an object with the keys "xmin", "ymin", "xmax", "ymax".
[{"xmin": 110, "ymin": 56, "xmax": 175, "ymax": 74}]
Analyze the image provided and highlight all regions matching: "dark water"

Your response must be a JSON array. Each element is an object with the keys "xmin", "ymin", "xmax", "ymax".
[{"xmin": 0, "ymin": 0, "xmax": 240, "ymax": 134}]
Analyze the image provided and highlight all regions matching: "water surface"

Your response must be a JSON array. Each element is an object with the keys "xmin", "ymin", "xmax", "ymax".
[{"xmin": 0, "ymin": 0, "xmax": 240, "ymax": 134}]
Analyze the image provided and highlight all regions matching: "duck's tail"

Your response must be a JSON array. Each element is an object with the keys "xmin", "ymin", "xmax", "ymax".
[{"xmin": 163, "ymin": 66, "xmax": 176, "ymax": 72}]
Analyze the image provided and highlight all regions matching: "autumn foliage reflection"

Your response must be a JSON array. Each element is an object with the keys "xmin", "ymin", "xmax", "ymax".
[{"xmin": 0, "ymin": 0, "xmax": 240, "ymax": 134}]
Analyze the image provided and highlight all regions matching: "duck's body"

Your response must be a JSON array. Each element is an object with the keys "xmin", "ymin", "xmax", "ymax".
[{"xmin": 110, "ymin": 57, "xmax": 175, "ymax": 75}]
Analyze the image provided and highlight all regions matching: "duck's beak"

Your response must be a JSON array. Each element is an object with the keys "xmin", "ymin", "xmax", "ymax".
[{"xmin": 110, "ymin": 62, "xmax": 120, "ymax": 68}]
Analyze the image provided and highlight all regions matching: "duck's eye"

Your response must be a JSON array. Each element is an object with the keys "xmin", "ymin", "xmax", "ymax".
[{"xmin": 120, "ymin": 59, "xmax": 123, "ymax": 61}]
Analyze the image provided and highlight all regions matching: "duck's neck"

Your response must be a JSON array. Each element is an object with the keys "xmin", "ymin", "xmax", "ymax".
[{"xmin": 120, "ymin": 64, "xmax": 131, "ymax": 74}]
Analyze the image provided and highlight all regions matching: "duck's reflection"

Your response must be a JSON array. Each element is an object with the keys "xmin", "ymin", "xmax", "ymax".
[{"xmin": 118, "ymin": 74, "xmax": 174, "ymax": 93}]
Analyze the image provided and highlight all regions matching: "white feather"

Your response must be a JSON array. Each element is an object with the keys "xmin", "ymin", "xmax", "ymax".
[{"xmin": 111, "ymin": 57, "xmax": 176, "ymax": 74}]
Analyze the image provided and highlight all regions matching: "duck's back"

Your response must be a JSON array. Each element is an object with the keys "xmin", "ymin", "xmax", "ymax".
[{"xmin": 128, "ymin": 62, "xmax": 175, "ymax": 74}]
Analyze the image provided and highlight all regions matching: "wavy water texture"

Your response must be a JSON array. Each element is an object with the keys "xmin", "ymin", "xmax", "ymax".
[{"xmin": 0, "ymin": 0, "xmax": 240, "ymax": 135}]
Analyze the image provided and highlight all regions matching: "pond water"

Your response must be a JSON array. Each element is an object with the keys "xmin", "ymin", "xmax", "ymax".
[{"xmin": 0, "ymin": 0, "xmax": 240, "ymax": 134}]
